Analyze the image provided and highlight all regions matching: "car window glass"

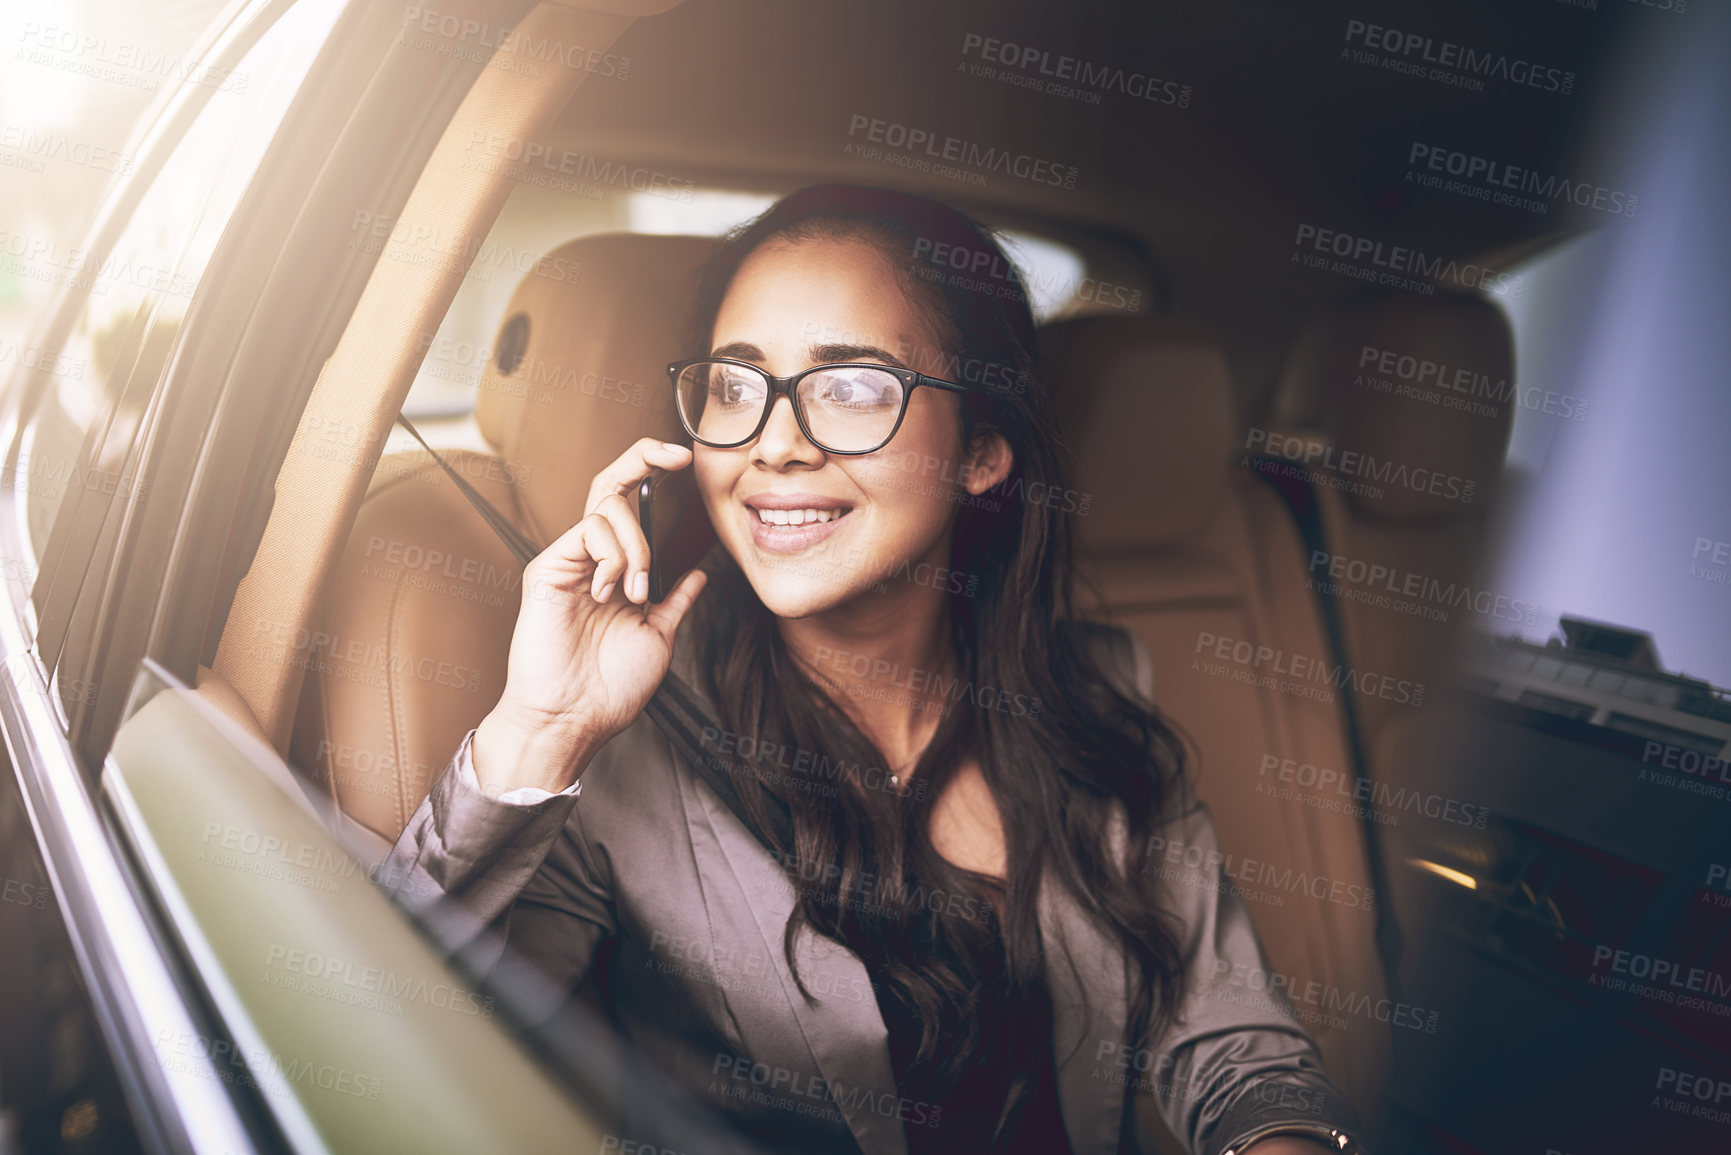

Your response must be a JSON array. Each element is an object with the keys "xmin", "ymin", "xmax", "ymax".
[{"xmin": 11, "ymin": 0, "xmax": 347, "ymax": 585}]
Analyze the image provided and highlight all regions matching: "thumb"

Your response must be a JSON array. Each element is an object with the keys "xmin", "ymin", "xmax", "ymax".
[{"xmin": 644, "ymin": 567, "xmax": 708, "ymax": 641}]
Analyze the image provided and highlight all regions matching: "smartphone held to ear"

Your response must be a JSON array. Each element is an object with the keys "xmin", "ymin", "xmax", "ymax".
[{"xmin": 638, "ymin": 466, "xmax": 718, "ymax": 602}]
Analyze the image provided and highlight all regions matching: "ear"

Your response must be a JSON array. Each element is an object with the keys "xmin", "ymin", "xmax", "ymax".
[{"xmin": 961, "ymin": 431, "xmax": 1014, "ymax": 495}]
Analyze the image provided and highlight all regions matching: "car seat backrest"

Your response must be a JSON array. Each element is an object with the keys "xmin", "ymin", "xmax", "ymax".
[
  {"xmin": 1266, "ymin": 291, "xmax": 1516, "ymax": 759},
  {"xmin": 292, "ymin": 234, "xmax": 720, "ymax": 841},
  {"xmin": 1046, "ymin": 315, "xmax": 1391, "ymax": 1116}
]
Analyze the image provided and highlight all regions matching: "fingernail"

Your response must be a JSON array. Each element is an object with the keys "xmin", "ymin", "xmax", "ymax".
[
  {"xmin": 631, "ymin": 572, "xmax": 648, "ymax": 602},
  {"xmin": 595, "ymin": 581, "xmax": 615, "ymax": 602}
]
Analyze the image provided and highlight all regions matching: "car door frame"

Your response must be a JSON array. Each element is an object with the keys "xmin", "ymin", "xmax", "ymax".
[{"xmin": 0, "ymin": 0, "xmax": 534, "ymax": 1149}]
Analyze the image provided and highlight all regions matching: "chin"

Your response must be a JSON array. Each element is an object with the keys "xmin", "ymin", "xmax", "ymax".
[{"xmin": 743, "ymin": 567, "xmax": 865, "ymax": 619}]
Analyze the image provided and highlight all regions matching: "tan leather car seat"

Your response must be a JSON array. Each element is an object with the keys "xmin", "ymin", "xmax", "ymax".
[
  {"xmin": 1045, "ymin": 316, "xmax": 1390, "ymax": 1117},
  {"xmin": 290, "ymin": 234, "xmax": 719, "ymax": 844},
  {"xmin": 1263, "ymin": 292, "xmax": 1515, "ymax": 782}
]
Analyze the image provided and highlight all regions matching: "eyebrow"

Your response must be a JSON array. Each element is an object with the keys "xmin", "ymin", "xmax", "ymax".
[{"xmin": 707, "ymin": 341, "xmax": 912, "ymax": 371}]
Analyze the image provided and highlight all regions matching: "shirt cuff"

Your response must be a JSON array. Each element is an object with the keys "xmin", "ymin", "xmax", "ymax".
[{"xmin": 454, "ymin": 727, "xmax": 582, "ymax": 805}]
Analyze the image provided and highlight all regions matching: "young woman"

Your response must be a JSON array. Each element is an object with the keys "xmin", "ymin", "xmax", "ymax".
[{"xmin": 384, "ymin": 185, "xmax": 1367, "ymax": 1155}]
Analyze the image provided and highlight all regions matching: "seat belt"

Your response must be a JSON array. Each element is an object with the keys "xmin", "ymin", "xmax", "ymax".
[
  {"xmin": 1248, "ymin": 453, "xmax": 1406, "ymax": 1006},
  {"xmin": 393, "ymin": 415, "xmax": 793, "ymax": 852}
]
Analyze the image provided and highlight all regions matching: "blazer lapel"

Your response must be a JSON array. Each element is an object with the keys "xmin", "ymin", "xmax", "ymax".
[{"xmin": 682, "ymin": 775, "xmax": 910, "ymax": 1155}]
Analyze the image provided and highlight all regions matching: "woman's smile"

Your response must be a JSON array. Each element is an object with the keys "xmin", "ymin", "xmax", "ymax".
[{"xmin": 742, "ymin": 488, "xmax": 857, "ymax": 553}]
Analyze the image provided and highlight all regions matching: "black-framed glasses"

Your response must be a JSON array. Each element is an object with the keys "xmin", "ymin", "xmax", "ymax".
[{"xmin": 667, "ymin": 357, "xmax": 972, "ymax": 455}]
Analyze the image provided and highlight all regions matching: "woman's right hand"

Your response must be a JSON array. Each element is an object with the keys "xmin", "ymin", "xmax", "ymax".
[{"xmin": 471, "ymin": 438, "xmax": 709, "ymax": 795}]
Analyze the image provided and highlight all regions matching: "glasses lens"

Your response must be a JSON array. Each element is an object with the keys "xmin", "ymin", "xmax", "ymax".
[
  {"xmin": 798, "ymin": 367, "xmax": 905, "ymax": 452},
  {"xmin": 675, "ymin": 361, "xmax": 768, "ymax": 445}
]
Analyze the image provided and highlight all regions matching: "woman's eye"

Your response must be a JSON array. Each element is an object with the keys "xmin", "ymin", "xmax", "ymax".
[
  {"xmin": 814, "ymin": 369, "xmax": 897, "ymax": 408},
  {"xmin": 712, "ymin": 370, "xmax": 765, "ymax": 406}
]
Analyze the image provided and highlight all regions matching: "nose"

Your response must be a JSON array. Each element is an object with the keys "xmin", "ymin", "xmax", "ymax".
[{"xmin": 751, "ymin": 393, "xmax": 824, "ymax": 469}]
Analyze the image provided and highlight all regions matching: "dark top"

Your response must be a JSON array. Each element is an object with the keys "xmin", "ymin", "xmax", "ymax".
[{"xmin": 867, "ymin": 876, "xmax": 1077, "ymax": 1155}]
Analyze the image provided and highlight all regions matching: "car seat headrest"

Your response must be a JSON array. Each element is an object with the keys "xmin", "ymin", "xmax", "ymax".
[
  {"xmin": 474, "ymin": 233, "xmax": 721, "ymax": 542},
  {"xmin": 1269, "ymin": 291, "xmax": 1515, "ymax": 522},
  {"xmin": 1043, "ymin": 317, "xmax": 1238, "ymax": 551}
]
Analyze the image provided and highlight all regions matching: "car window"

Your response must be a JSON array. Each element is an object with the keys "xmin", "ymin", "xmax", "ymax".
[
  {"xmin": 11, "ymin": 0, "xmax": 348, "ymax": 610},
  {"xmin": 102, "ymin": 660, "xmax": 628, "ymax": 1152}
]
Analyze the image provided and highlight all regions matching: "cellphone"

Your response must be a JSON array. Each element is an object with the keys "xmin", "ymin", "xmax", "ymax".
[{"xmin": 638, "ymin": 466, "xmax": 717, "ymax": 602}]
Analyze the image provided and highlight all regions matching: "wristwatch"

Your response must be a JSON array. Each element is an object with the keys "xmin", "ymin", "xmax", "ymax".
[{"xmin": 1221, "ymin": 1122, "xmax": 1367, "ymax": 1155}]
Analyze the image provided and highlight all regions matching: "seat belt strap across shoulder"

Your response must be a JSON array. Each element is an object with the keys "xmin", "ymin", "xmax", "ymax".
[{"xmin": 1249, "ymin": 453, "xmax": 1407, "ymax": 1007}]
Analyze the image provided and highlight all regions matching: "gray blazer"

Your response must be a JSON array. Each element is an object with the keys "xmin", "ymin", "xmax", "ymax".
[{"xmin": 382, "ymin": 623, "xmax": 1362, "ymax": 1155}]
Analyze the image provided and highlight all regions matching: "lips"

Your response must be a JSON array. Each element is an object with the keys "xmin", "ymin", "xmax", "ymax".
[{"xmin": 744, "ymin": 492, "xmax": 854, "ymax": 554}]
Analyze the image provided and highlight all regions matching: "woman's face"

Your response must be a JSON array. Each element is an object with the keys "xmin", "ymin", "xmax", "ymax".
[{"xmin": 693, "ymin": 235, "xmax": 1011, "ymax": 620}]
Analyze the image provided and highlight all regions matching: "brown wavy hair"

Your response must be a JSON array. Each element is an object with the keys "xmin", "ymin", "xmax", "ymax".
[{"xmin": 684, "ymin": 183, "xmax": 1189, "ymax": 1140}]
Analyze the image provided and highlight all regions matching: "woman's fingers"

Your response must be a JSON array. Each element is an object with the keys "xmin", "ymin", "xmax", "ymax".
[
  {"xmin": 576, "ymin": 514, "xmax": 626, "ymax": 602},
  {"xmin": 584, "ymin": 437, "xmax": 693, "ymax": 518},
  {"xmin": 589, "ymin": 492, "xmax": 652, "ymax": 602}
]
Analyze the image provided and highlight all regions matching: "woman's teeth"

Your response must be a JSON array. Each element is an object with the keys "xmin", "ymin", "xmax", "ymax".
[{"xmin": 755, "ymin": 507, "xmax": 847, "ymax": 526}]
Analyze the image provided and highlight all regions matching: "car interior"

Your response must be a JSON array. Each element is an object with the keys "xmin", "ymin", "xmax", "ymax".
[{"xmin": 28, "ymin": 0, "xmax": 1689, "ymax": 1150}]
